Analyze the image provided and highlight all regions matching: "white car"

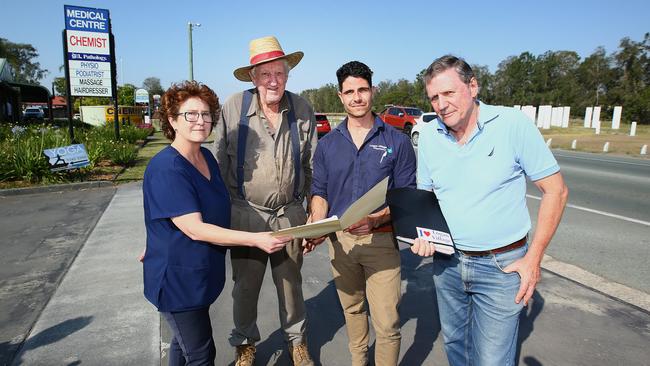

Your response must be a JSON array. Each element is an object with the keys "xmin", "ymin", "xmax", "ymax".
[{"xmin": 411, "ymin": 112, "xmax": 438, "ymax": 146}]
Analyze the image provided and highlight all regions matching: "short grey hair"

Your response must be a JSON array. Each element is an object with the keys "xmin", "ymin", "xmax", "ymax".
[
  {"xmin": 250, "ymin": 59, "xmax": 290, "ymax": 79},
  {"xmin": 424, "ymin": 55, "xmax": 475, "ymax": 85}
]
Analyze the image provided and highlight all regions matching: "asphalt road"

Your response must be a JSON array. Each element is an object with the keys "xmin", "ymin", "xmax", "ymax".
[
  {"xmin": 0, "ymin": 186, "xmax": 116, "ymax": 366},
  {"xmin": 529, "ymin": 150, "xmax": 650, "ymax": 223},
  {"xmin": 527, "ymin": 150, "xmax": 650, "ymax": 293}
]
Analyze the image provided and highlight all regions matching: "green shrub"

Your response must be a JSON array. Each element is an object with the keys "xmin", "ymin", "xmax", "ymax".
[
  {"xmin": 106, "ymin": 141, "xmax": 137, "ymax": 166},
  {"xmin": 0, "ymin": 127, "xmax": 66, "ymax": 183},
  {"xmin": 119, "ymin": 125, "xmax": 154, "ymax": 144}
]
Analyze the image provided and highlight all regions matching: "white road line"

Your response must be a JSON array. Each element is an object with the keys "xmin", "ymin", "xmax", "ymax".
[
  {"xmin": 553, "ymin": 152, "xmax": 650, "ymax": 167},
  {"xmin": 542, "ymin": 254, "xmax": 650, "ymax": 312},
  {"xmin": 526, "ymin": 194, "xmax": 650, "ymax": 226}
]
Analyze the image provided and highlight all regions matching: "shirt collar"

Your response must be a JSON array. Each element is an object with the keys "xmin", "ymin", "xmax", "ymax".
[
  {"xmin": 435, "ymin": 100, "xmax": 499, "ymax": 135},
  {"xmin": 336, "ymin": 113, "xmax": 385, "ymax": 136}
]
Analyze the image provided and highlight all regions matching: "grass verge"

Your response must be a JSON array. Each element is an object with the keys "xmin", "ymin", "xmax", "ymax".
[
  {"xmin": 540, "ymin": 120, "xmax": 649, "ymax": 158},
  {"xmin": 114, "ymin": 131, "xmax": 170, "ymax": 182}
]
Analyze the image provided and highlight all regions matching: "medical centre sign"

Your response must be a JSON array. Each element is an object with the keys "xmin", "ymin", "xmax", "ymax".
[{"xmin": 64, "ymin": 5, "xmax": 113, "ymax": 97}]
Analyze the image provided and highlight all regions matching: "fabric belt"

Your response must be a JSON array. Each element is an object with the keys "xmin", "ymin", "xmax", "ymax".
[
  {"xmin": 458, "ymin": 236, "xmax": 527, "ymax": 256},
  {"xmin": 232, "ymin": 198, "xmax": 300, "ymax": 218}
]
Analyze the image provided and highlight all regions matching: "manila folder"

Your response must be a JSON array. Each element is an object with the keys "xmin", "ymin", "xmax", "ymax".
[{"xmin": 272, "ymin": 177, "xmax": 389, "ymax": 239}]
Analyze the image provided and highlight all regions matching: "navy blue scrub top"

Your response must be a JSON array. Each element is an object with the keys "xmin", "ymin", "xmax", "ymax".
[{"xmin": 142, "ymin": 146, "xmax": 230, "ymax": 312}]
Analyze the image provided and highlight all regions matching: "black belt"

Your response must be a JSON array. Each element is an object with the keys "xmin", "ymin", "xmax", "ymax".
[{"xmin": 458, "ymin": 237, "xmax": 527, "ymax": 256}]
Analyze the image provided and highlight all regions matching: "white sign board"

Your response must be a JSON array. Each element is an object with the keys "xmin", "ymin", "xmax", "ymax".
[
  {"xmin": 43, "ymin": 143, "xmax": 91, "ymax": 171},
  {"xmin": 592, "ymin": 106, "xmax": 601, "ymax": 131},
  {"xmin": 551, "ymin": 107, "xmax": 563, "ymax": 127},
  {"xmin": 135, "ymin": 89, "xmax": 150, "ymax": 104},
  {"xmin": 64, "ymin": 5, "xmax": 113, "ymax": 97},
  {"xmin": 612, "ymin": 106, "xmax": 622, "ymax": 129},
  {"xmin": 562, "ymin": 106, "xmax": 570, "ymax": 128},
  {"xmin": 521, "ymin": 105, "xmax": 537, "ymax": 124},
  {"xmin": 538, "ymin": 105, "xmax": 552, "ymax": 129},
  {"xmin": 584, "ymin": 107, "xmax": 593, "ymax": 128}
]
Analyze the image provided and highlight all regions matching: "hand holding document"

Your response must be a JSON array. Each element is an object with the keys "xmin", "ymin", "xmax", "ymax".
[
  {"xmin": 272, "ymin": 177, "xmax": 389, "ymax": 239},
  {"xmin": 386, "ymin": 187, "xmax": 456, "ymax": 255}
]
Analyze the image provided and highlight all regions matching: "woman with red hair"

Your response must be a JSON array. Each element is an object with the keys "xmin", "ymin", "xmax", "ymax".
[{"xmin": 141, "ymin": 80, "xmax": 291, "ymax": 366}]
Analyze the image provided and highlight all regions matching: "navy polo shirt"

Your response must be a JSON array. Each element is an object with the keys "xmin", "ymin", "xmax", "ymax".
[
  {"xmin": 312, "ymin": 116, "xmax": 416, "ymax": 218},
  {"xmin": 142, "ymin": 146, "xmax": 230, "ymax": 312}
]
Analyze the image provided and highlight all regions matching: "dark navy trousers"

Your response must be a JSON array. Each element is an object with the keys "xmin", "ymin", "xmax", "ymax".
[{"xmin": 161, "ymin": 307, "xmax": 215, "ymax": 366}]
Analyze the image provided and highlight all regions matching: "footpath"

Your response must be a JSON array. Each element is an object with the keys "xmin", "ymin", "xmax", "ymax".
[{"xmin": 9, "ymin": 182, "xmax": 650, "ymax": 365}]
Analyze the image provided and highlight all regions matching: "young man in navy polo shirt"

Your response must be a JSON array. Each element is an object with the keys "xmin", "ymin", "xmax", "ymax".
[{"xmin": 306, "ymin": 61, "xmax": 416, "ymax": 366}]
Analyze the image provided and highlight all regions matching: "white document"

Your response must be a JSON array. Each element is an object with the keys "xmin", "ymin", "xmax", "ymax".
[
  {"xmin": 395, "ymin": 236, "xmax": 455, "ymax": 255},
  {"xmin": 272, "ymin": 177, "xmax": 389, "ymax": 239}
]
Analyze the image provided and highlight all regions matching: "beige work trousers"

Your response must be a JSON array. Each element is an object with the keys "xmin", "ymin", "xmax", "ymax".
[
  {"xmin": 329, "ymin": 231, "xmax": 402, "ymax": 366},
  {"xmin": 229, "ymin": 199, "xmax": 307, "ymax": 346}
]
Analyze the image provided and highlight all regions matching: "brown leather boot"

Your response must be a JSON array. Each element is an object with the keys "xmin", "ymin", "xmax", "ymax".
[
  {"xmin": 235, "ymin": 344, "xmax": 255, "ymax": 366},
  {"xmin": 289, "ymin": 342, "xmax": 315, "ymax": 366}
]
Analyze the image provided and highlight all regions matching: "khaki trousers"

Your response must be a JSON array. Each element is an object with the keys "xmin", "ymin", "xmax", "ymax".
[
  {"xmin": 329, "ymin": 231, "xmax": 402, "ymax": 366},
  {"xmin": 229, "ymin": 199, "xmax": 307, "ymax": 346}
]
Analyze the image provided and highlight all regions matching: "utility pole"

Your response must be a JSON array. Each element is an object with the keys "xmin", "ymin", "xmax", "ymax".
[{"xmin": 188, "ymin": 22, "xmax": 201, "ymax": 81}]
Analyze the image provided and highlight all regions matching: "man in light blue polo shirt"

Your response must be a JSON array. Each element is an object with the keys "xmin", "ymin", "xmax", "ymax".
[{"xmin": 411, "ymin": 55, "xmax": 568, "ymax": 366}]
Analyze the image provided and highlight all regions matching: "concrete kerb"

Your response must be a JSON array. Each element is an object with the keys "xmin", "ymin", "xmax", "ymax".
[{"xmin": 0, "ymin": 180, "xmax": 115, "ymax": 197}]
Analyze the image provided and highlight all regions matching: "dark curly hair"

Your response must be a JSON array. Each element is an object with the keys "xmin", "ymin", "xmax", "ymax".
[
  {"xmin": 336, "ymin": 61, "xmax": 373, "ymax": 91},
  {"xmin": 159, "ymin": 80, "xmax": 221, "ymax": 140}
]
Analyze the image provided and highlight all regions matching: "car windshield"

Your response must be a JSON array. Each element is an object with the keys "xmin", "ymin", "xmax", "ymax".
[
  {"xmin": 423, "ymin": 114, "xmax": 437, "ymax": 122},
  {"xmin": 316, "ymin": 115, "xmax": 328, "ymax": 121},
  {"xmin": 26, "ymin": 108, "xmax": 40, "ymax": 112},
  {"xmin": 405, "ymin": 108, "xmax": 422, "ymax": 116}
]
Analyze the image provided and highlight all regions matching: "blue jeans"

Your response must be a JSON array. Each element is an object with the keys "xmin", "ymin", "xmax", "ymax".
[
  {"xmin": 162, "ymin": 307, "xmax": 215, "ymax": 366},
  {"xmin": 433, "ymin": 244, "xmax": 527, "ymax": 366}
]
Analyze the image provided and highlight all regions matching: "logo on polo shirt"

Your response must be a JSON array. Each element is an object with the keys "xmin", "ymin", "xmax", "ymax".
[{"xmin": 369, "ymin": 144, "xmax": 392, "ymax": 164}]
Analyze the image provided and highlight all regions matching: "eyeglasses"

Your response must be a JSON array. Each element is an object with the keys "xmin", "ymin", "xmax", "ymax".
[{"xmin": 176, "ymin": 111, "xmax": 214, "ymax": 123}]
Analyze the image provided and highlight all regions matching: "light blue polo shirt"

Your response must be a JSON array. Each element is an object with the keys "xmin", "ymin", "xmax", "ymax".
[{"xmin": 417, "ymin": 101, "xmax": 559, "ymax": 251}]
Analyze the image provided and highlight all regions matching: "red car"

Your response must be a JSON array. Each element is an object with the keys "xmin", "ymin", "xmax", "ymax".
[
  {"xmin": 315, "ymin": 113, "xmax": 331, "ymax": 138},
  {"xmin": 378, "ymin": 105, "xmax": 423, "ymax": 135}
]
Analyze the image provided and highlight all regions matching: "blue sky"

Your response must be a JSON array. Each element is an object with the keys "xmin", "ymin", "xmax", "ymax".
[{"xmin": 1, "ymin": 0, "xmax": 648, "ymax": 99}]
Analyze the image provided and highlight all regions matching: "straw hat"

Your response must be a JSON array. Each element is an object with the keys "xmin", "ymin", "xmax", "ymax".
[{"xmin": 233, "ymin": 36, "xmax": 304, "ymax": 82}]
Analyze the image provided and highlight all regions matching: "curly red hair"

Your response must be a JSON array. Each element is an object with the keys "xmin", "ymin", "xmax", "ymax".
[{"xmin": 159, "ymin": 81, "xmax": 221, "ymax": 140}]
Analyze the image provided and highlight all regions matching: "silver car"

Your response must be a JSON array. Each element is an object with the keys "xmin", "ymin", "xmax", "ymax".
[{"xmin": 23, "ymin": 107, "xmax": 44, "ymax": 120}]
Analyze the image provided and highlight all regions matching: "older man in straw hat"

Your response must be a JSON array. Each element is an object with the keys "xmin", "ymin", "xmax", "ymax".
[{"xmin": 212, "ymin": 36, "xmax": 317, "ymax": 366}]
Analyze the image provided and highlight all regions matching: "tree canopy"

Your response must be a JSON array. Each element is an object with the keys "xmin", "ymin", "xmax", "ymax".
[
  {"xmin": 0, "ymin": 38, "xmax": 48, "ymax": 83},
  {"xmin": 301, "ymin": 33, "xmax": 650, "ymax": 123},
  {"xmin": 142, "ymin": 77, "xmax": 164, "ymax": 97}
]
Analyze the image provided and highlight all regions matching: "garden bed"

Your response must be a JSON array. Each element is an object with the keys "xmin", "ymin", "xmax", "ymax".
[{"xmin": 0, "ymin": 122, "xmax": 153, "ymax": 189}]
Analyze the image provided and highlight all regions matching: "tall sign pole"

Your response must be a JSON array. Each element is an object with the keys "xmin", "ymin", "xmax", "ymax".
[
  {"xmin": 63, "ymin": 5, "xmax": 117, "ymax": 138},
  {"xmin": 62, "ymin": 30, "xmax": 75, "ymax": 142},
  {"xmin": 110, "ymin": 30, "xmax": 119, "ymax": 140}
]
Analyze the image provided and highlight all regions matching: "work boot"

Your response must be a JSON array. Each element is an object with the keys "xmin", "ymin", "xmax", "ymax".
[
  {"xmin": 235, "ymin": 344, "xmax": 255, "ymax": 366},
  {"xmin": 289, "ymin": 342, "xmax": 315, "ymax": 366}
]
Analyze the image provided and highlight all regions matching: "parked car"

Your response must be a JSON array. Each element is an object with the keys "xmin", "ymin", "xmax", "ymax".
[
  {"xmin": 315, "ymin": 113, "xmax": 331, "ymax": 138},
  {"xmin": 23, "ymin": 107, "xmax": 45, "ymax": 121},
  {"xmin": 378, "ymin": 105, "xmax": 423, "ymax": 135},
  {"xmin": 411, "ymin": 112, "xmax": 438, "ymax": 146}
]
